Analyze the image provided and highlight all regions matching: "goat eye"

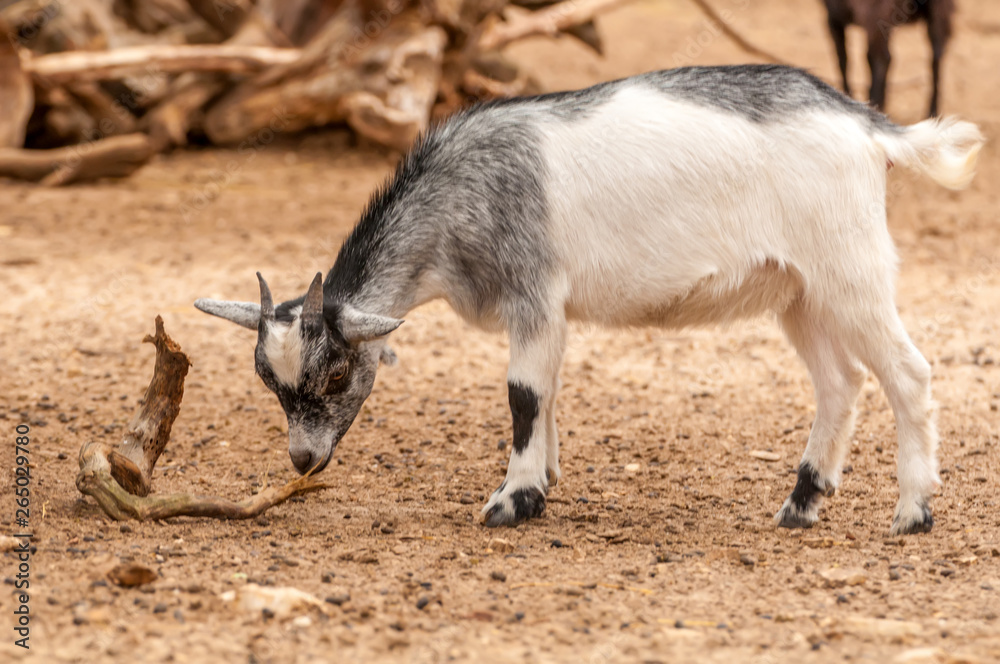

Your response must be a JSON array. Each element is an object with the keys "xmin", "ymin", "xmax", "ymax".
[{"xmin": 325, "ymin": 363, "xmax": 349, "ymax": 394}]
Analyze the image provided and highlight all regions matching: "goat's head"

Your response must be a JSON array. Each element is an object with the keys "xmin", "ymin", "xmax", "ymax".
[{"xmin": 195, "ymin": 273, "xmax": 402, "ymax": 475}]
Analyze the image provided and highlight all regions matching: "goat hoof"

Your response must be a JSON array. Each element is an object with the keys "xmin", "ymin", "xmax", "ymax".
[
  {"xmin": 482, "ymin": 485, "xmax": 546, "ymax": 527},
  {"xmin": 774, "ymin": 498, "xmax": 818, "ymax": 529},
  {"xmin": 890, "ymin": 503, "xmax": 933, "ymax": 535},
  {"xmin": 546, "ymin": 467, "xmax": 560, "ymax": 488}
]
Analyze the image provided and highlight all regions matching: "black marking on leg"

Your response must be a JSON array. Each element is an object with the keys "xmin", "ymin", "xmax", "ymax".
[
  {"xmin": 777, "ymin": 462, "xmax": 834, "ymax": 529},
  {"xmin": 508, "ymin": 382, "xmax": 539, "ymax": 454},
  {"xmin": 893, "ymin": 502, "xmax": 934, "ymax": 535},
  {"xmin": 510, "ymin": 487, "xmax": 546, "ymax": 521},
  {"xmin": 483, "ymin": 486, "xmax": 546, "ymax": 527},
  {"xmin": 789, "ymin": 462, "xmax": 829, "ymax": 511}
]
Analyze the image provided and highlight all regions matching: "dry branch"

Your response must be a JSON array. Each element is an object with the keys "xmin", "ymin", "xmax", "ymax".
[
  {"xmin": 23, "ymin": 44, "xmax": 302, "ymax": 84},
  {"xmin": 75, "ymin": 316, "xmax": 329, "ymax": 522},
  {"xmin": 685, "ymin": 0, "xmax": 789, "ymax": 65},
  {"xmin": 204, "ymin": 7, "xmax": 447, "ymax": 151},
  {"xmin": 0, "ymin": 18, "xmax": 33, "ymax": 148},
  {"xmin": 142, "ymin": 74, "xmax": 226, "ymax": 151},
  {"xmin": 76, "ymin": 447, "xmax": 329, "ymax": 521},
  {"xmin": 478, "ymin": 0, "xmax": 635, "ymax": 52},
  {"xmin": 0, "ymin": 133, "xmax": 154, "ymax": 185}
]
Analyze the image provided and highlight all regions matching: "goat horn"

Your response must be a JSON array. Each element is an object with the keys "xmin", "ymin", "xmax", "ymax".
[
  {"xmin": 256, "ymin": 272, "xmax": 275, "ymax": 320},
  {"xmin": 302, "ymin": 272, "xmax": 325, "ymax": 321}
]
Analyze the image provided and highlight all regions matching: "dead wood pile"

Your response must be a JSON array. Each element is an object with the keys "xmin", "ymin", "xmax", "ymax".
[{"xmin": 0, "ymin": 0, "xmax": 642, "ymax": 183}]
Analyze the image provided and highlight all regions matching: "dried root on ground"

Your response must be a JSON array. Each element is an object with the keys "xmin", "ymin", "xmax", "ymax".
[{"xmin": 75, "ymin": 316, "xmax": 328, "ymax": 522}]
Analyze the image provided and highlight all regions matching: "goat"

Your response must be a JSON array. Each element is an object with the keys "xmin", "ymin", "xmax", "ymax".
[
  {"xmin": 196, "ymin": 65, "xmax": 983, "ymax": 535},
  {"xmin": 821, "ymin": 0, "xmax": 954, "ymax": 117}
]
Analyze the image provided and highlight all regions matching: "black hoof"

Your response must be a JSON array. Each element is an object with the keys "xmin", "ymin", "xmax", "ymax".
[
  {"xmin": 891, "ymin": 504, "xmax": 933, "ymax": 535},
  {"xmin": 483, "ymin": 486, "xmax": 546, "ymax": 527},
  {"xmin": 776, "ymin": 509, "xmax": 816, "ymax": 530}
]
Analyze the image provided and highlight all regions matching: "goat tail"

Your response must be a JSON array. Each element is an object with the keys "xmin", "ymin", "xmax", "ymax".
[{"xmin": 874, "ymin": 117, "xmax": 985, "ymax": 190}]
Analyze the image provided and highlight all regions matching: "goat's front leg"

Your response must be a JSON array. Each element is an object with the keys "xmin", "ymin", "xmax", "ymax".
[{"xmin": 482, "ymin": 318, "xmax": 565, "ymax": 527}]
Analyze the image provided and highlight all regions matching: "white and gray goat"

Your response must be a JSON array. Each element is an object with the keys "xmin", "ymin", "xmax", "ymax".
[{"xmin": 196, "ymin": 65, "xmax": 983, "ymax": 534}]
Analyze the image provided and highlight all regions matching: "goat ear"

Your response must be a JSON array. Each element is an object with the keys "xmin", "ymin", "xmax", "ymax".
[
  {"xmin": 339, "ymin": 305, "xmax": 403, "ymax": 344},
  {"xmin": 194, "ymin": 299, "xmax": 261, "ymax": 330},
  {"xmin": 380, "ymin": 346, "xmax": 398, "ymax": 366}
]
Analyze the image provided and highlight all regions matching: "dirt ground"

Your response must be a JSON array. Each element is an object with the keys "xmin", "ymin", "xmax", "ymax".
[{"xmin": 1, "ymin": 0, "xmax": 999, "ymax": 662}]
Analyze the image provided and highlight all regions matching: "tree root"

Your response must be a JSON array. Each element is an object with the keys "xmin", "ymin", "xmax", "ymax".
[{"xmin": 75, "ymin": 316, "xmax": 329, "ymax": 521}]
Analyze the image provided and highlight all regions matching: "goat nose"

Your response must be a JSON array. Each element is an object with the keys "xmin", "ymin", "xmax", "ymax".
[{"xmin": 289, "ymin": 449, "xmax": 312, "ymax": 475}]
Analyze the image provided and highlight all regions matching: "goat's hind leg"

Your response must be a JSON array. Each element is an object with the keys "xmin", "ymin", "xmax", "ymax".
[
  {"xmin": 845, "ymin": 312, "xmax": 938, "ymax": 535},
  {"xmin": 800, "ymin": 286, "xmax": 938, "ymax": 534},
  {"xmin": 482, "ymin": 316, "xmax": 566, "ymax": 527},
  {"xmin": 775, "ymin": 301, "xmax": 866, "ymax": 529}
]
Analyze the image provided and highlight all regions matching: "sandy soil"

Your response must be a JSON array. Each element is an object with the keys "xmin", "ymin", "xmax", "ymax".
[{"xmin": 1, "ymin": 0, "xmax": 999, "ymax": 662}]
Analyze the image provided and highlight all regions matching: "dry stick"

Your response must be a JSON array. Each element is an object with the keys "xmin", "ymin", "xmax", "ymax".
[
  {"xmin": 685, "ymin": 0, "xmax": 790, "ymax": 65},
  {"xmin": 75, "ymin": 453, "xmax": 329, "ymax": 521},
  {"xmin": 509, "ymin": 581, "xmax": 655, "ymax": 595},
  {"xmin": 112, "ymin": 315, "xmax": 192, "ymax": 496},
  {"xmin": 75, "ymin": 316, "xmax": 329, "ymax": 521},
  {"xmin": 22, "ymin": 44, "xmax": 302, "ymax": 84},
  {"xmin": 0, "ymin": 133, "xmax": 154, "ymax": 185},
  {"xmin": 478, "ymin": 0, "xmax": 637, "ymax": 51},
  {"xmin": 0, "ymin": 17, "xmax": 33, "ymax": 148}
]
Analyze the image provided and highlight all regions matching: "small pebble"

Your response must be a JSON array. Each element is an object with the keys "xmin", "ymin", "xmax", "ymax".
[
  {"xmin": 261, "ymin": 607, "xmax": 275, "ymax": 620},
  {"xmin": 514, "ymin": 611, "xmax": 525, "ymax": 621},
  {"xmin": 739, "ymin": 553, "xmax": 756, "ymax": 567},
  {"xmin": 153, "ymin": 603, "xmax": 168, "ymax": 614},
  {"xmin": 889, "ymin": 569, "xmax": 901, "ymax": 581},
  {"xmin": 551, "ymin": 539, "xmax": 563, "ymax": 548},
  {"xmin": 416, "ymin": 597, "xmax": 429, "ymax": 610},
  {"xmin": 321, "ymin": 572, "xmax": 335, "ymax": 583},
  {"xmin": 119, "ymin": 524, "xmax": 133, "ymax": 534},
  {"xmin": 497, "ymin": 439, "xmax": 507, "ymax": 450},
  {"xmin": 490, "ymin": 571, "xmax": 507, "ymax": 582},
  {"xmin": 325, "ymin": 593, "xmax": 350, "ymax": 606}
]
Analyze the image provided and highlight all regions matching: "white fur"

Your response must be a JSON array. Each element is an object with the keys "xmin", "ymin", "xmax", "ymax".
[
  {"xmin": 487, "ymin": 86, "xmax": 982, "ymax": 532},
  {"xmin": 874, "ymin": 117, "xmax": 984, "ymax": 190},
  {"xmin": 263, "ymin": 315, "xmax": 304, "ymax": 388}
]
